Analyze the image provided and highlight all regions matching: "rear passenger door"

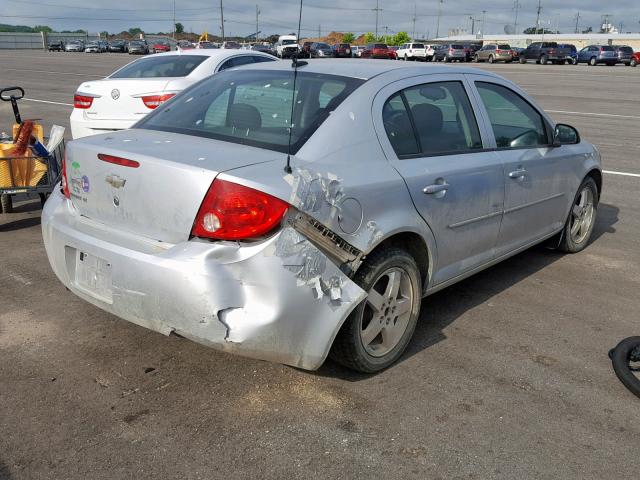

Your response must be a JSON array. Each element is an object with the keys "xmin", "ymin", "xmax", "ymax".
[
  {"xmin": 373, "ymin": 74, "xmax": 505, "ymax": 285},
  {"xmin": 468, "ymin": 77, "xmax": 572, "ymax": 255}
]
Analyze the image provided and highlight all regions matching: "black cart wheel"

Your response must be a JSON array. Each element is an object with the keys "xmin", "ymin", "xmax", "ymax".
[
  {"xmin": 609, "ymin": 337, "xmax": 640, "ymax": 399},
  {"xmin": 1, "ymin": 194, "xmax": 13, "ymax": 213}
]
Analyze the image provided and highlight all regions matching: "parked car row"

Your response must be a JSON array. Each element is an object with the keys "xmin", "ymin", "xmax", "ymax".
[{"xmin": 48, "ymin": 38, "xmax": 175, "ymax": 54}]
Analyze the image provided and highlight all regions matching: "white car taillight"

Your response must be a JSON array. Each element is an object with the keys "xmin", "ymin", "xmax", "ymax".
[{"xmin": 140, "ymin": 93, "xmax": 176, "ymax": 109}]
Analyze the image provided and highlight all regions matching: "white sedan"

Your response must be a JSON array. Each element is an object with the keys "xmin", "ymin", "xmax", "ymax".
[{"xmin": 70, "ymin": 49, "xmax": 278, "ymax": 139}]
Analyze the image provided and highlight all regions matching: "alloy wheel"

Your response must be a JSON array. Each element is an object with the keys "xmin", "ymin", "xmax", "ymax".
[
  {"xmin": 570, "ymin": 187, "xmax": 595, "ymax": 244},
  {"xmin": 359, "ymin": 267, "xmax": 414, "ymax": 357}
]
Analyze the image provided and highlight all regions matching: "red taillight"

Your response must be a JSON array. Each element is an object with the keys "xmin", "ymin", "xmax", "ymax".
[
  {"xmin": 97, "ymin": 153, "xmax": 140, "ymax": 168},
  {"xmin": 191, "ymin": 179, "xmax": 289, "ymax": 240},
  {"xmin": 61, "ymin": 154, "xmax": 70, "ymax": 198},
  {"xmin": 140, "ymin": 93, "xmax": 175, "ymax": 109},
  {"xmin": 74, "ymin": 94, "xmax": 94, "ymax": 109},
  {"xmin": 496, "ymin": 49, "xmax": 502, "ymax": 54},
  {"xmin": 448, "ymin": 48, "xmax": 453, "ymax": 53}
]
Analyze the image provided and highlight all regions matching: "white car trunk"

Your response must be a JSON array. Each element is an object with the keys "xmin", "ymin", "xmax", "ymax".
[
  {"xmin": 65, "ymin": 129, "xmax": 280, "ymax": 244},
  {"xmin": 77, "ymin": 78, "xmax": 174, "ymax": 121}
]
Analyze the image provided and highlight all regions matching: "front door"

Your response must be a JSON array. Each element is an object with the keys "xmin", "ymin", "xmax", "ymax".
[{"xmin": 468, "ymin": 78, "xmax": 572, "ymax": 255}]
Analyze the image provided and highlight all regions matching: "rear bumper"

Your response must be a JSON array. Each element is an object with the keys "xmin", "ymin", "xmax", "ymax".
[
  {"xmin": 70, "ymin": 109, "xmax": 139, "ymax": 139},
  {"xmin": 41, "ymin": 191, "xmax": 366, "ymax": 370}
]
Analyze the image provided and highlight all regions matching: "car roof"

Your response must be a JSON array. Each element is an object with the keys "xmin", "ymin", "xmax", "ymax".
[
  {"xmin": 236, "ymin": 58, "xmax": 502, "ymax": 81},
  {"xmin": 152, "ymin": 48, "xmax": 272, "ymax": 59}
]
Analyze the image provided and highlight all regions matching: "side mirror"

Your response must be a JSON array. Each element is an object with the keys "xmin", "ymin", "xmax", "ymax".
[{"xmin": 553, "ymin": 123, "xmax": 580, "ymax": 146}]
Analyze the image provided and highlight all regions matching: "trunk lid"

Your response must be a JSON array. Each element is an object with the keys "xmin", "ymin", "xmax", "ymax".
[
  {"xmin": 65, "ymin": 129, "xmax": 281, "ymax": 244},
  {"xmin": 76, "ymin": 78, "xmax": 175, "ymax": 122}
]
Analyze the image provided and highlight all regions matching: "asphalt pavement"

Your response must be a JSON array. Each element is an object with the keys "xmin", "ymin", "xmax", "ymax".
[{"xmin": 1, "ymin": 51, "xmax": 639, "ymax": 479}]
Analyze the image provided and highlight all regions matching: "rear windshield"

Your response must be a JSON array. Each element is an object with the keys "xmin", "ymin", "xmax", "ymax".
[
  {"xmin": 374, "ymin": 44, "xmax": 388, "ymax": 49},
  {"xmin": 450, "ymin": 44, "xmax": 464, "ymax": 49},
  {"xmin": 601, "ymin": 46, "xmax": 615, "ymax": 51},
  {"xmin": 412, "ymin": 43, "xmax": 424, "ymax": 48},
  {"xmin": 316, "ymin": 43, "xmax": 330, "ymax": 49},
  {"xmin": 498, "ymin": 44, "xmax": 511, "ymax": 49},
  {"xmin": 110, "ymin": 55, "xmax": 207, "ymax": 78},
  {"xmin": 138, "ymin": 70, "xmax": 364, "ymax": 154},
  {"xmin": 541, "ymin": 42, "xmax": 558, "ymax": 47},
  {"xmin": 281, "ymin": 39, "xmax": 297, "ymax": 45},
  {"xmin": 617, "ymin": 46, "xmax": 633, "ymax": 52}
]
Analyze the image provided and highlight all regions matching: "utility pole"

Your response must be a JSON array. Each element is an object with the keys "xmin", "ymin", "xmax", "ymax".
[
  {"xmin": 373, "ymin": 0, "xmax": 382, "ymax": 39},
  {"xmin": 220, "ymin": 0, "xmax": 225, "ymax": 41},
  {"xmin": 470, "ymin": 17, "xmax": 476, "ymax": 36},
  {"xmin": 435, "ymin": 0, "xmax": 443, "ymax": 38},
  {"xmin": 574, "ymin": 11, "xmax": 580, "ymax": 33},
  {"xmin": 318, "ymin": 24, "xmax": 321, "ymax": 39},
  {"xmin": 384, "ymin": 25, "xmax": 389, "ymax": 39},
  {"xmin": 172, "ymin": 0, "xmax": 176, "ymax": 39},
  {"xmin": 535, "ymin": 0, "xmax": 542, "ymax": 33},
  {"xmin": 256, "ymin": 5, "xmax": 260, "ymax": 42},
  {"xmin": 513, "ymin": 0, "xmax": 521, "ymax": 33},
  {"xmin": 481, "ymin": 10, "xmax": 486, "ymax": 36},
  {"xmin": 412, "ymin": 4, "xmax": 416, "ymax": 40}
]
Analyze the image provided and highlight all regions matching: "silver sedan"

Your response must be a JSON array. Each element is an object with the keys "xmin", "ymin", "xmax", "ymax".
[{"xmin": 42, "ymin": 60, "xmax": 601, "ymax": 372}]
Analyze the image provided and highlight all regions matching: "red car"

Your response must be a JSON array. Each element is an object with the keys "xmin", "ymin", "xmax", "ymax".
[
  {"xmin": 361, "ymin": 43, "xmax": 396, "ymax": 60},
  {"xmin": 631, "ymin": 51, "xmax": 640, "ymax": 67},
  {"xmin": 152, "ymin": 41, "xmax": 171, "ymax": 53}
]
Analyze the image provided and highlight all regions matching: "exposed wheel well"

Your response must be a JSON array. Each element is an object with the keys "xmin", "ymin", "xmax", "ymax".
[
  {"xmin": 586, "ymin": 169, "xmax": 602, "ymax": 196},
  {"xmin": 366, "ymin": 232, "xmax": 430, "ymax": 288}
]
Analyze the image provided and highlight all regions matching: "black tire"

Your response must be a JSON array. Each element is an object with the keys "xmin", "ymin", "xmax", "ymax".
[
  {"xmin": 631, "ymin": 58, "xmax": 638, "ymax": 67},
  {"xmin": 519, "ymin": 56, "xmax": 526, "ymax": 64},
  {"xmin": 609, "ymin": 337, "xmax": 640, "ymax": 399},
  {"xmin": 589, "ymin": 57, "xmax": 597, "ymax": 66},
  {"xmin": 1, "ymin": 194, "xmax": 13, "ymax": 213},
  {"xmin": 330, "ymin": 247, "xmax": 422, "ymax": 373},
  {"xmin": 488, "ymin": 54, "xmax": 494, "ymax": 64},
  {"xmin": 540, "ymin": 54, "xmax": 547, "ymax": 65},
  {"xmin": 444, "ymin": 56, "xmax": 450, "ymax": 63},
  {"xmin": 39, "ymin": 193, "xmax": 48, "ymax": 208},
  {"xmin": 557, "ymin": 177, "xmax": 598, "ymax": 253}
]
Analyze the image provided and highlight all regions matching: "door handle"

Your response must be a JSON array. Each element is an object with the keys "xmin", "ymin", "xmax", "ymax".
[
  {"xmin": 423, "ymin": 182, "xmax": 449, "ymax": 194},
  {"xmin": 508, "ymin": 168, "xmax": 527, "ymax": 179}
]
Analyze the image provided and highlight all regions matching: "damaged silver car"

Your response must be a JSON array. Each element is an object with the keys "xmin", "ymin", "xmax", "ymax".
[{"xmin": 42, "ymin": 60, "xmax": 602, "ymax": 372}]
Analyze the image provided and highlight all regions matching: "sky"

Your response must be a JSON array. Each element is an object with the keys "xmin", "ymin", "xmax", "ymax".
[{"xmin": 3, "ymin": 0, "xmax": 639, "ymax": 38}]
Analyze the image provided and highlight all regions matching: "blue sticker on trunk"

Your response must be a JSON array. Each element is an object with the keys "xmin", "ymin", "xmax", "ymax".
[{"xmin": 82, "ymin": 175, "xmax": 90, "ymax": 193}]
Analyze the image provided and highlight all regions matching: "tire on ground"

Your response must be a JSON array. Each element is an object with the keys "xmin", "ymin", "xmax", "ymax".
[{"xmin": 330, "ymin": 247, "xmax": 422, "ymax": 373}]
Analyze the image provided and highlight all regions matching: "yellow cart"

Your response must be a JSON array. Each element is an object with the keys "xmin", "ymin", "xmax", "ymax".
[{"xmin": 0, "ymin": 86, "xmax": 64, "ymax": 213}]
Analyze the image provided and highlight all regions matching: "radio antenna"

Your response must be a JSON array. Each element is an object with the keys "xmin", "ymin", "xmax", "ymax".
[{"xmin": 284, "ymin": 0, "xmax": 305, "ymax": 174}]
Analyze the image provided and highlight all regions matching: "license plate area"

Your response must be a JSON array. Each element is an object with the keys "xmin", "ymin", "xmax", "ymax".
[{"xmin": 74, "ymin": 251, "xmax": 113, "ymax": 303}]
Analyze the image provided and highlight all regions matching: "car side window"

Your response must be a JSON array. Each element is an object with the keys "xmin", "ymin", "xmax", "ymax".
[
  {"xmin": 252, "ymin": 55, "xmax": 275, "ymax": 64},
  {"xmin": 382, "ymin": 93, "xmax": 420, "ymax": 156},
  {"xmin": 383, "ymin": 81, "xmax": 483, "ymax": 158},
  {"xmin": 475, "ymin": 82, "xmax": 548, "ymax": 148},
  {"xmin": 218, "ymin": 56, "xmax": 255, "ymax": 71}
]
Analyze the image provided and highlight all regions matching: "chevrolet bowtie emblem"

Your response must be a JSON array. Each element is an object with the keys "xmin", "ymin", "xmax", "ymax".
[{"xmin": 105, "ymin": 174, "xmax": 126, "ymax": 188}]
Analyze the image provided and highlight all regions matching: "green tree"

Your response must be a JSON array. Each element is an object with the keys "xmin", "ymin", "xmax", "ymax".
[
  {"xmin": 363, "ymin": 32, "xmax": 376, "ymax": 44},
  {"xmin": 342, "ymin": 32, "xmax": 355, "ymax": 44},
  {"xmin": 391, "ymin": 31, "xmax": 410, "ymax": 46},
  {"xmin": 175, "ymin": 22, "xmax": 184, "ymax": 34},
  {"xmin": 128, "ymin": 27, "xmax": 143, "ymax": 37},
  {"xmin": 33, "ymin": 25, "xmax": 53, "ymax": 33}
]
